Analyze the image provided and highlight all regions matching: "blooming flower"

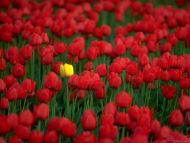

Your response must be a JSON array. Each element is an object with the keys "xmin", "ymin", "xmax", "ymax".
[{"xmin": 60, "ymin": 63, "xmax": 74, "ymax": 77}]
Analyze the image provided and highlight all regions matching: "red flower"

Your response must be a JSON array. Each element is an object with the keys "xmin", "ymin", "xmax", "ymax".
[
  {"xmin": 161, "ymin": 85, "xmax": 176, "ymax": 99},
  {"xmin": 0, "ymin": 79, "xmax": 6, "ymax": 92},
  {"xmin": 0, "ymin": 58, "xmax": 6, "ymax": 71},
  {"xmin": 43, "ymin": 72, "xmax": 61, "ymax": 91},
  {"xmin": 13, "ymin": 125, "xmax": 30, "ymax": 140},
  {"xmin": 81, "ymin": 109, "xmax": 96, "ymax": 130},
  {"xmin": 12, "ymin": 63, "xmax": 25, "ymax": 78},
  {"xmin": 151, "ymin": 120, "xmax": 161, "ymax": 135},
  {"xmin": 36, "ymin": 88, "xmax": 51, "ymax": 103},
  {"xmin": 29, "ymin": 33, "xmax": 42, "ymax": 45},
  {"xmin": 20, "ymin": 44, "xmax": 33, "ymax": 60},
  {"xmin": 107, "ymin": 72, "xmax": 122, "ymax": 89},
  {"xmin": 7, "ymin": 113, "xmax": 18, "ymax": 129},
  {"xmin": 59, "ymin": 117, "xmax": 76, "ymax": 137},
  {"xmin": 138, "ymin": 53, "xmax": 149, "ymax": 67},
  {"xmin": 43, "ymin": 130, "xmax": 58, "ymax": 143},
  {"xmin": 94, "ymin": 87, "xmax": 106, "ymax": 99},
  {"xmin": 54, "ymin": 42, "xmax": 67, "ymax": 55},
  {"xmin": 178, "ymin": 93, "xmax": 190, "ymax": 111},
  {"xmin": 33, "ymin": 103, "xmax": 49, "ymax": 120},
  {"xmin": 21, "ymin": 78, "xmax": 36, "ymax": 97},
  {"xmin": 47, "ymin": 117, "xmax": 61, "ymax": 131},
  {"xmin": 179, "ymin": 77, "xmax": 190, "ymax": 89},
  {"xmin": 115, "ymin": 91, "xmax": 132, "ymax": 108},
  {"xmin": 109, "ymin": 62, "xmax": 123, "ymax": 74},
  {"xmin": 84, "ymin": 61, "xmax": 93, "ymax": 71},
  {"xmin": 99, "ymin": 138, "xmax": 113, "ymax": 143},
  {"xmin": 6, "ymin": 85, "xmax": 18, "ymax": 101},
  {"xmin": 96, "ymin": 64, "xmax": 107, "ymax": 77},
  {"xmin": 29, "ymin": 130, "xmax": 43, "ymax": 143},
  {"xmin": 68, "ymin": 37, "xmax": 84, "ymax": 56},
  {"xmin": 41, "ymin": 32, "xmax": 49, "ymax": 44},
  {"xmin": 5, "ymin": 46, "xmax": 19, "ymax": 64},
  {"xmin": 114, "ymin": 112, "xmax": 129, "ymax": 126},
  {"xmin": 19, "ymin": 109, "xmax": 34, "ymax": 127},
  {"xmin": 87, "ymin": 46, "xmax": 98, "ymax": 60},
  {"xmin": 103, "ymin": 102, "xmax": 116, "ymax": 116},
  {"xmin": 169, "ymin": 109, "xmax": 183, "ymax": 126},
  {"xmin": 99, "ymin": 124, "xmax": 118, "ymax": 140},
  {"xmin": 100, "ymin": 114, "xmax": 114, "ymax": 125},
  {"xmin": 40, "ymin": 46, "xmax": 54, "ymax": 65},
  {"xmin": 128, "ymin": 105, "xmax": 140, "ymax": 121},
  {"xmin": 51, "ymin": 61, "xmax": 62, "ymax": 74},
  {"xmin": 0, "ymin": 115, "xmax": 10, "ymax": 135},
  {"xmin": 3, "ymin": 75, "xmax": 16, "ymax": 87},
  {"xmin": 131, "ymin": 72, "xmax": 143, "ymax": 88},
  {"xmin": 126, "ymin": 62, "xmax": 138, "ymax": 75},
  {"xmin": 0, "ymin": 97, "xmax": 9, "ymax": 109},
  {"xmin": 73, "ymin": 131, "xmax": 97, "ymax": 143},
  {"xmin": 8, "ymin": 136, "xmax": 22, "ymax": 143}
]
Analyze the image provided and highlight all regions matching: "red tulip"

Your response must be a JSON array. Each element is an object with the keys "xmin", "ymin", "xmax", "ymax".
[
  {"xmin": 19, "ymin": 109, "xmax": 34, "ymax": 127},
  {"xmin": 5, "ymin": 46, "xmax": 19, "ymax": 64},
  {"xmin": 115, "ymin": 91, "xmax": 132, "ymax": 108},
  {"xmin": 114, "ymin": 112, "xmax": 129, "ymax": 126},
  {"xmin": 33, "ymin": 103, "xmax": 49, "ymax": 120},
  {"xmin": 21, "ymin": 78, "xmax": 36, "ymax": 97},
  {"xmin": 8, "ymin": 135, "xmax": 22, "ymax": 143},
  {"xmin": 161, "ymin": 85, "xmax": 176, "ymax": 99},
  {"xmin": 36, "ymin": 88, "xmax": 51, "ymax": 103},
  {"xmin": 107, "ymin": 72, "xmax": 122, "ymax": 89},
  {"xmin": 178, "ymin": 93, "xmax": 190, "ymax": 111},
  {"xmin": 0, "ymin": 97, "xmax": 8, "ymax": 109},
  {"xmin": 13, "ymin": 125, "xmax": 30, "ymax": 140},
  {"xmin": 99, "ymin": 124, "xmax": 118, "ymax": 140},
  {"xmin": 179, "ymin": 77, "xmax": 190, "ymax": 89},
  {"xmin": 51, "ymin": 61, "xmax": 62, "ymax": 74},
  {"xmin": 3, "ymin": 75, "xmax": 16, "ymax": 87},
  {"xmin": 169, "ymin": 109, "xmax": 183, "ymax": 126},
  {"xmin": 43, "ymin": 130, "xmax": 58, "ymax": 143},
  {"xmin": 84, "ymin": 61, "xmax": 93, "ymax": 71},
  {"xmin": 29, "ymin": 130, "xmax": 43, "ymax": 143},
  {"xmin": 6, "ymin": 85, "xmax": 18, "ymax": 101},
  {"xmin": 103, "ymin": 102, "xmax": 116, "ymax": 116},
  {"xmin": 20, "ymin": 44, "xmax": 33, "ymax": 60},
  {"xmin": 81, "ymin": 109, "xmax": 96, "ymax": 130},
  {"xmin": 68, "ymin": 37, "xmax": 84, "ymax": 56},
  {"xmin": 73, "ymin": 131, "xmax": 97, "ymax": 143},
  {"xmin": 54, "ymin": 42, "xmax": 67, "ymax": 55},
  {"xmin": 0, "ymin": 79, "xmax": 6, "ymax": 92},
  {"xmin": 99, "ymin": 138, "xmax": 113, "ymax": 143},
  {"xmin": 128, "ymin": 105, "xmax": 140, "ymax": 121},
  {"xmin": 7, "ymin": 113, "xmax": 18, "ymax": 129},
  {"xmin": 40, "ymin": 46, "xmax": 54, "ymax": 65},
  {"xmin": 59, "ymin": 117, "xmax": 76, "ymax": 137},
  {"xmin": 151, "ymin": 120, "xmax": 161, "ymax": 135},
  {"xmin": 12, "ymin": 63, "xmax": 25, "ymax": 78},
  {"xmin": 100, "ymin": 114, "xmax": 114, "ymax": 125},
  {"xmin": 29, "ymin": 33, "xmax": 42, "ymax": 45},
  {"xmin": 96, "ymin": 64, "xmax": 107, "ymax": 76},
  {"xmin": 43, "ymin": 72, "xmax": 60, "ymax": 90},
  {"xmin": 0, "ymin": 115, "xmax": 10, "ymax": 135},
  {"xmin": 0, "ymin": 58, "xmax": 6, "ymax": 71},
  {"xmin": 126, "ymin": 62, "xmax": 138, "ymax": 75}
]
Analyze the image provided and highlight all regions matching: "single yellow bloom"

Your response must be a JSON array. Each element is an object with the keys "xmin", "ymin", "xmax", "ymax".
[{"xmin": 60, "ymin": 63, "xmax": 74, "ymax": 77}]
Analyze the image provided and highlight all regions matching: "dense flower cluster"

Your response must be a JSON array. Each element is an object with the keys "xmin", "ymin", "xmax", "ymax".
[{"xmin": 1, "ymin": 0, "xmax": 190, "ymax": 142}]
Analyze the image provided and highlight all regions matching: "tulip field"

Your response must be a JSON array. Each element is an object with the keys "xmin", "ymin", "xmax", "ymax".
[{"xmin": 1, "ymin": 0, "xmax": 190, "ymax": 142}]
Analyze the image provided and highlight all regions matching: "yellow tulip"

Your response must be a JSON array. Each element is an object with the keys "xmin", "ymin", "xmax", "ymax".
[{"xmin": 60, "ymin": 63, "xmax": 74, "ymax": 77}]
